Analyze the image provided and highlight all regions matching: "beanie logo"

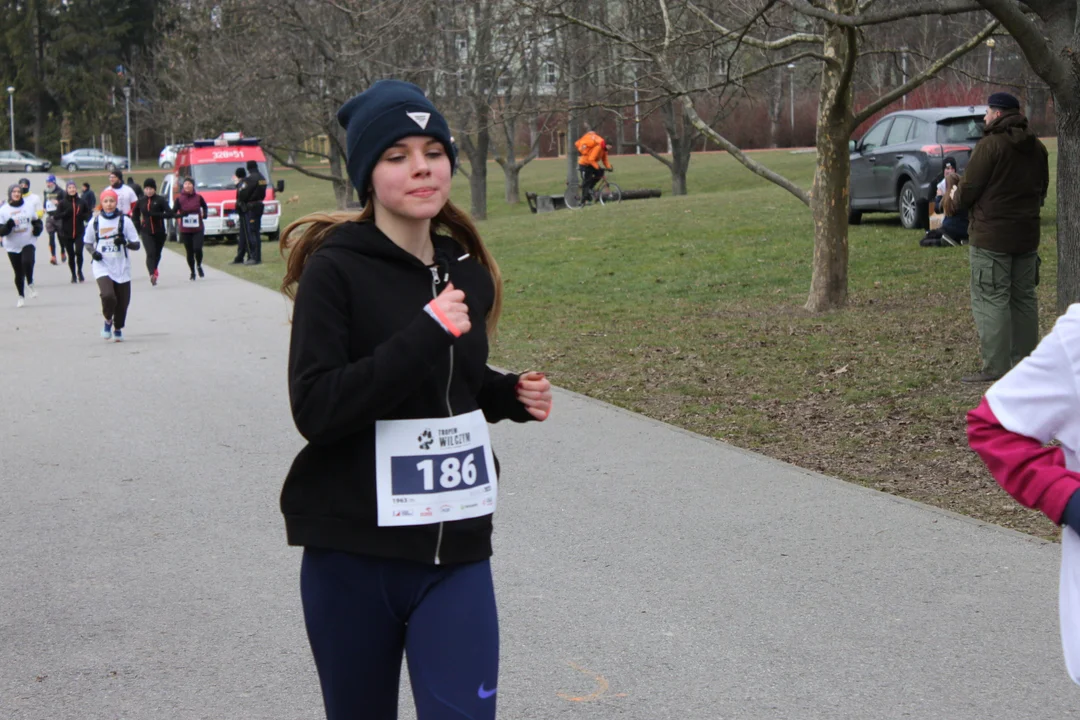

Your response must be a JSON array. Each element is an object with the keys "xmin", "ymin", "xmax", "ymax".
[{"xmin": 407, "ymin": 111, "xmax": 431, "ymax": 129}]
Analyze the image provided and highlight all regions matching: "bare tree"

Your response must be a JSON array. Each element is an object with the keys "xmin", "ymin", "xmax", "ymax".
[
  {"xmin": 143, "ymin": 0, "xmax": 423, "ymax": 210},
  {"xmin": 545, "ymin": 0, "xmax": 995, "ymax": 312}
]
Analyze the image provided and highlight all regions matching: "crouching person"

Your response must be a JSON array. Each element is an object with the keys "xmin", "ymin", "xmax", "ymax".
[{"xmin": 84, "ymin": 188, "xmax": 140, "ymax": 342}]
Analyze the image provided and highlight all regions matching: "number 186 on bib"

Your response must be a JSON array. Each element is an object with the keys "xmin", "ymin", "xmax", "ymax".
[{"xmin": 391, "ymin": 448, "xmax": 491, "ymax": 496}]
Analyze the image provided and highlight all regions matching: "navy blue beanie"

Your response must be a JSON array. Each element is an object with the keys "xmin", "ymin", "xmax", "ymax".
[
  {"xmin": 336, "ymin": 80, "xmax": 456, "ymax": 204},
  {"xmin": 988, "ymin": 92, "xmax": 1020, "ymax": 111}
]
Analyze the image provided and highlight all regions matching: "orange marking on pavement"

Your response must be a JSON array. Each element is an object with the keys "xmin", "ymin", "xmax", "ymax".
[{"xmin": 556, "ymin": 661, "xmax": 613, "ymax": 702}]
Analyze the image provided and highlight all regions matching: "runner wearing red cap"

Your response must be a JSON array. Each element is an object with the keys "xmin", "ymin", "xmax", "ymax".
[{"xmin": 83, "ymin": 187, "xmax": 140, "ymax": 341}]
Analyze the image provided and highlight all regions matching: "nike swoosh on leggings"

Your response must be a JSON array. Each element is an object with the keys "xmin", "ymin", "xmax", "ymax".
[{"xmin": 477, "ymin": 683, "xmax": 497, "ymax": 699}]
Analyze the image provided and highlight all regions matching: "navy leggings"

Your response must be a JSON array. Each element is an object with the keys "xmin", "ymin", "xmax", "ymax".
[{"xmin": 301, "ymin": 549, "xmax": 499, "ymax": 720}]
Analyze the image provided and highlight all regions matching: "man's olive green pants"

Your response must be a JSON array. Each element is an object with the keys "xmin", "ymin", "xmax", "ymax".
[{"xmin": 969, "ymin": 246, "xmax": 1039, "ymax": 377}]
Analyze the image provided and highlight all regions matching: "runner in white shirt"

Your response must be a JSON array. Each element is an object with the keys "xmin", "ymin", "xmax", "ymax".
[
  {"xmin": 104, "ymin": 170, "xmax": 138, "ymax": 216},
  {"xmin": 0, "ymin": 183, "xmax": 43, "ymax": 307},
  {"xmin": 83, "ymin": 188, "xmax": 140, "ymax": 341}
]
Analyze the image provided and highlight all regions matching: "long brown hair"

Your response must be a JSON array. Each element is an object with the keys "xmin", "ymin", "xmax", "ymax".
[
  {"xmin": 279, "ymin": 200, "xmax": 503, "ymax": 338},
  {"xmin": 942, "ymin": 173, "xmax": 961, "ymax": 217}
]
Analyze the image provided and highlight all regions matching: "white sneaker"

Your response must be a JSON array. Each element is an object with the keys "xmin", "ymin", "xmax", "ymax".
[
  {"xmin": 27, "ymin": 284, "xmax": 37, "ymax": 299},
  {"xmin": 16, "ymin": 297, "xmax": 23, "ymax": 308}
]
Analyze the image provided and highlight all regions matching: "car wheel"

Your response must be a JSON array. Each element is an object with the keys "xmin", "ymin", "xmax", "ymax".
[
  {"xmin": 267, "ymin": 231, "xmax": 280, "ymax": 245},
  {"xmin": 66, "ymin": 163, "xmax": 77, "ymax": 172},
  {"xmin": 161, "ymin": 161, "xmax": 173, "ymax": 169},
  {"xmin": 899, "ymin": 180, "xmax": 928, "ymax": 230},
  {"xmin": 848, "ymin": 208, "xmax": 862, "ymax": 225},
  {"xmin": 105, "ymin": 162, "xmax": 116, "ymax": 171}
]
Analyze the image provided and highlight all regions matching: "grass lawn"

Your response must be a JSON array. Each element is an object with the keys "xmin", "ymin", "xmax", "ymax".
[{"xmin": 195, "ymin": 145, "xmax": 1062, "ymax": 539}]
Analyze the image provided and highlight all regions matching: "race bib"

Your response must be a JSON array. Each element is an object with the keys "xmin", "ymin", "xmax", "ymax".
[
  {"xmin": 45, "ymin": 200, "xmax": 56, "ymax": 213},
  {"xmin": 13, "ymin": 214, "xmax": 29, "ymax": 230},
  {"xmin": 375, "ymin": 409, "xmax": 497, "ymax": 527},
  {"xmin": 182, "ymin": 214, "xmax": 200, "ymax": 228}
]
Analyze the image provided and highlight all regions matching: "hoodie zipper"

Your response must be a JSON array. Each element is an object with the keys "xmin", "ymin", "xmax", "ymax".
[{"xmin": 429, "ymin": 264, "xmax": 454, "ymax": 565}]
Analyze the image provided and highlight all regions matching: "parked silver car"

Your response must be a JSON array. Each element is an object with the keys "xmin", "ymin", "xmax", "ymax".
[
  {"xmin": 0, "ymin": 150, "xmax": 51, "ymax": 172},
  {"xmin": 60, "ymin": 148, "xmax": 129, "ymax": 172}
]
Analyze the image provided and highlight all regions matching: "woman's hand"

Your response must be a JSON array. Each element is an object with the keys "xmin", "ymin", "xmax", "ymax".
[
  {"xmin": 431, "ymin": 282, "xmax": 471, "ymax": 335},
  {"xmin": 516, "ymin": 371, "xmax": 552, "ymax": 421}
]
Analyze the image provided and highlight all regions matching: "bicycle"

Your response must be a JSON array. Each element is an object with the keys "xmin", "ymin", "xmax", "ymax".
[{"xmin": 564, "ymin": 171, "xmax": 622, "ymax": 209}]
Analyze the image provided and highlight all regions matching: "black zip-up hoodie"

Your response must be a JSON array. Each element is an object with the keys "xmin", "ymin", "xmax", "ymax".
[
  {"xmin": 52, "ymin": 191, "xmax": 89, "ymax": 242},
  {"xmin": 138, "ymin": 194, "xmax": 171, "ymax": 236},
  {"xmin": 282, "ymin": 220, "xmax": 532, "ymax": 565}
]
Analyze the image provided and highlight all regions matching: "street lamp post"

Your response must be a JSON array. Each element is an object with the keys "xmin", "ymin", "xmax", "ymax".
[
  {"xmin": 122, "ymin": 85, "xmax": 131, "ymax": 171},
  {"xmin": 986, "ymin": 38, "xmax": 996, "ymax": 81},
  {"xmin": 787, "ymin": 63, "xmax": 796, "ymax": 143},
  {"xmin": 900, "ymin": 47, "xmax": 909, "ymax": 108},
  {"xmin": 6, "ymin": 87, "xmax": 14, "ymax": 151}
]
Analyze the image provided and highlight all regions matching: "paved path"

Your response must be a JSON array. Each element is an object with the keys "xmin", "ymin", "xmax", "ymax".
[{"xmin": 1, "ymin": 247, "xmax": 1076, "ymax": 719}]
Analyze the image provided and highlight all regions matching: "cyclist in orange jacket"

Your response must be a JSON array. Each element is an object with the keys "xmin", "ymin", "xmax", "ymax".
[{"xmin": 576, "ymin": 130, "xmax": 612, "ymax": 202}]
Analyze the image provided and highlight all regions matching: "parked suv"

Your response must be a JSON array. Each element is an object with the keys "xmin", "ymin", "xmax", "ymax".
[
  {"xmin": 849, "ymin": 106, "xmax": 986, "ymax": 229},
  {"xmin": 60, "ymin": 148, "xmax": 129, "ymax": 172}
]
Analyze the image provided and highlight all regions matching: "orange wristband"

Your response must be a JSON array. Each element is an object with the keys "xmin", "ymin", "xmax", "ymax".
[{"xmin": 427, "ymin": 300, "xmax": 462, "ymax": 338}]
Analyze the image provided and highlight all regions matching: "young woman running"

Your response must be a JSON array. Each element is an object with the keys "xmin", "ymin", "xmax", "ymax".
[
  {"xmin": 84, "ymin": 188, "xmax": 140, "ymax": 341},
  {"xmin": 43, "ymin": 175, "xmax": 62, "ymax": 265},
  {"xmin": 0, "ymin": 183, "xmax": 43, "ymax": 306},
  {"xmin": 172, "ymin": 177, "xmax": 207, "ymax": 281},
  {"xmin": 279, "ymin": 80, "xmax": 552, "ymax": 720},
  {"xmin": 139, "ymin": 178, "xmax": 170, "ymax": 285},
  {"xmin": 52, "ymin": 180, "xmax": 90, "ymax": 283}
]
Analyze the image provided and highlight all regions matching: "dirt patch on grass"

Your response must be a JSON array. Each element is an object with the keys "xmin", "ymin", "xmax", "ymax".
[{"xmin": 497, "ymin": 283, "xmax": 1061, "ymax": 541}]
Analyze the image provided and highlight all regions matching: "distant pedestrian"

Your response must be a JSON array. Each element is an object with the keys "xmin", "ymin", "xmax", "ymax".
[
  {"xmin": 172, "ymin": 177, "xmax": 207, "ymax": 281},
  {"xmin": 138, "ymin": 178, "xmax": 170, "ymax": 285},
  {"xmin": 105, "ymin": 170, "xmax": 138, "ymax": 217},
  {"xmin": 84, "ymin": 187, "xmax": 140, "ymax": 341},
  {"xmin": 43, "ymin": 174, "xmax": 62, "ymax": 265},
  {"xmin": 231, "ymin": 167, "xmax": 250, "ymax": 265},
  {"xmin": 0, "ymin": 183, "xmax": 42, "ymax": 307},
  {"xmin": 81, "ymin": 182, "xmax": 96, "ymax": 214},
  {"xmin": 240, "ymin": 159, "xmax": 266, "ymax": 264},
  {"xmin": 956, "ymin": 91, "xmax": 1051, "ymax": 383},
  {"xmin": 53, "ymin": 180, "xmax": 90, "ymax": 283}
]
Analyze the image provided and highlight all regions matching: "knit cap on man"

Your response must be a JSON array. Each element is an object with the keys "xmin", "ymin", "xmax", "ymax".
[
  {"xmin": 336, "ymin": 80, "xmax": 456, "ymax": 205},
  {"xmin": 988, "ymin": 92, "xmax": 1020, "ymax": 110}
]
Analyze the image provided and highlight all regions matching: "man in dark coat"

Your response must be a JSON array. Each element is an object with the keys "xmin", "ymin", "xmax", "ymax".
[
  {"xmin": 236, "ymin": 159, "xmax": 266, "ymax": 265},
  {"xmin": 956, "ymin": 91, "xmax": 1050, "ymax": 383}
]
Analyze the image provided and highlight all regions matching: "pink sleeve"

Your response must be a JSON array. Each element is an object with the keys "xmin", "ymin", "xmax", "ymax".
[{"xmin": 967, "ymin": 396, "xmax": 1080, "ymax": 524}]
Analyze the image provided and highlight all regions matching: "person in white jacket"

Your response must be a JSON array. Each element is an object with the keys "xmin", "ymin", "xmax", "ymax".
[
  {"xmin": 83, "ymin": 188, "xmax": 140, "ymax": 341},
  {"xmin": 0, "ymin": 183, "xmax": 43, "ymax": 307},
  {"xmin": 105, "ymin": 170, "xmax": 138, "ymax": 217}
]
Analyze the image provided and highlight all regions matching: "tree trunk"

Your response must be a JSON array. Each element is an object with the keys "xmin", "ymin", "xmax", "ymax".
[
  {"xmin": 330, "ymin": 150, "xmax": 349, "ymax": 210},
  {"xmin": 1056, "ymin": 105, "xmax": 1080, "ymax": 312},
  {"xmin": 672, "ymin": 165, "xmax": 688, "ymax": 196},
  {"xmin": 806, "ymin": 2, "xmax": 856, "ymax": 313},
  {"xmin": 503, "ymin": 163, "xmax": 521, "ymax": 204},
  {"xmin": 469, "ymin": 123, "xmax": 489, "ymax": 221}
]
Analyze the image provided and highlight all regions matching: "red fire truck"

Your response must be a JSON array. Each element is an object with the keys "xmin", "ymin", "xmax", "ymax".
[{"xmin": 162, "ymin": 132, "xmax": 285, "ymax": 244}]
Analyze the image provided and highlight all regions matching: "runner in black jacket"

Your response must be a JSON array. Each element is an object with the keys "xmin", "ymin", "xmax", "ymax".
[
  {"xmin": 52, "ymin": 181, "xmax": 90, "ymax": 283},
  {"xmin": 138, "ymin": 178, "xmax": 170, "ymax": 285},
  {"xmin": 279, "ymin": 79, "xmax": 552, "ymax": 720}
]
